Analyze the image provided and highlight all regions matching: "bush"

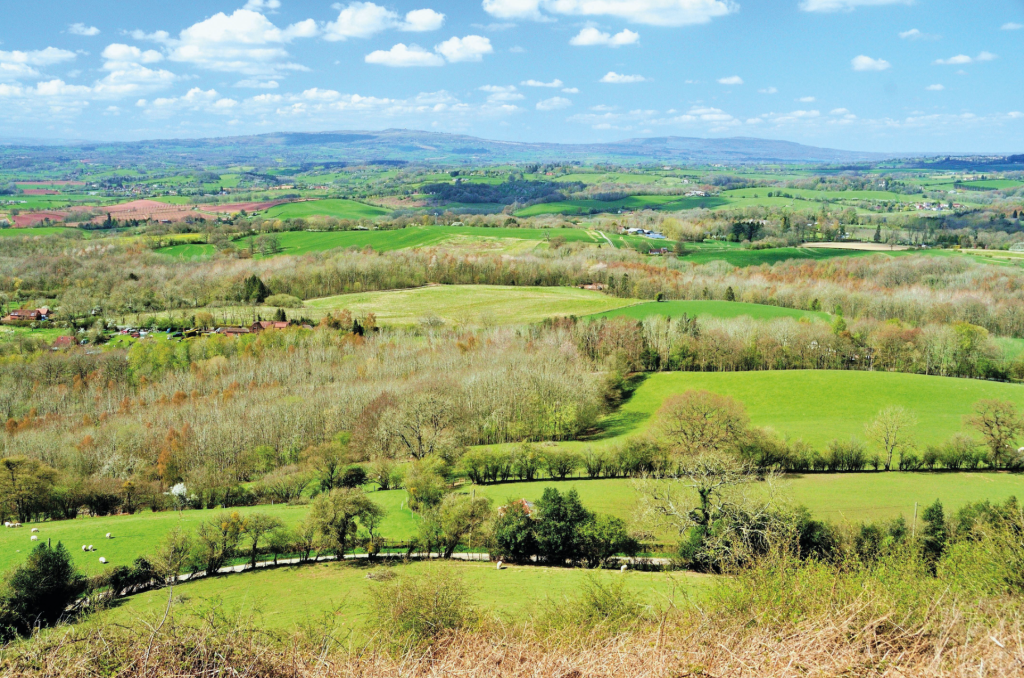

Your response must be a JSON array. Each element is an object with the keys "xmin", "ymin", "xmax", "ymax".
[
  {"xmin": 540, "ymin": 575, "xmax": 651, "ymax": 634},
  {"xmin": 0, "ymin": 542, "xmax": 87, "ymax": 640},
  {"xmin": 263, "ymin": 294, "xmax": 303, "ymax": 308},
  {"xmin": 340, "ymin": 465, "xmax": 368, "ymax": 488},
  {"xmin": 366, "ymin": 566, "xmax": 475, "ymax": 650},
  {"xmin": 544, "ymin": 450, "xmax": 581, "ymax": 480}
]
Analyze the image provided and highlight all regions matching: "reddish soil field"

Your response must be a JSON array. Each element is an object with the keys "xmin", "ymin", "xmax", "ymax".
[
  {"xmin": 199, "ymin": 199, "xmax": 292, "ymax": 213},
  {"xmin": 12, "ymin": 212, "xmax": 67, "ymax": 227},
  {"xmin": 15, "ymin": 181, "xmax": 85, "ymax": 186},
  {"xmin": 86, "ymin": 199, "xmax": 198, "ymax": 223},
  {"xmin": 22, "ymin": 189, "xmax": 60, "ymax": 196}
]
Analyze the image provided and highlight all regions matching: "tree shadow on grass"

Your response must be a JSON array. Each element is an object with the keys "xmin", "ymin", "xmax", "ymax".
[{"xmin": 582, "ymin": 373, "xmax": 651, "ymax": 442}]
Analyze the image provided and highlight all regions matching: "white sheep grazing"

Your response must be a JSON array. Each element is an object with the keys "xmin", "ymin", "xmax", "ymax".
[
  {"xmin": 88, "ymin": 545, "xmax": 94, "ymax": 551},
  {"xmin": 496, "ymin": 560, "xmax": 503, "ymax": 570},
  {"xmin": 105, "ymin": 533, "xmax": 112, "ymax": 539},
  {"xmin": 3, "ymin": 522, "xmax": 9, "ymax": 528},
  {"xmin": 82, "ymin": 545, "xmax": 88, "ymax": 551},
  {"xmin": 620, "ymin": 564, "xmax": 628, "ymax": 572},
  {"xmin": 98, "ymin": 557, "xmax": 107, "ymax": 564},
  {"xmin": 31, "ymin": 528, "xmax": 39, "ymax": 533},
  {"xmin": 30, "ymin": 535, "xmax": 38, "ymax": 541}
]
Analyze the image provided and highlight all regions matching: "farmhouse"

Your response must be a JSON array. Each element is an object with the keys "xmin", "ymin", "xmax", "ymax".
[
  {"xmin": 251, "ymin": 320, "xmax": 290, "ymax": 332},
  {"xmin": 51, "ymin": 336, "xmax": 74, "ymax": 350},
  {"xmin": 577, "ymin": 282, "xmax": 606, "ymax": 291},
  {"xmin": 3, "ymin": 307, "xmax": 46, "ymax": 322},
  {"xmin": 215, "ymin": 326, "xmax": 251, "ymax": 337}
]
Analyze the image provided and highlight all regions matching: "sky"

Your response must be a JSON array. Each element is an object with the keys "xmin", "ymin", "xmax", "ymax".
[{"xmin": 0, "ymin": 0, "xmax": 1022, "ymax": 152}]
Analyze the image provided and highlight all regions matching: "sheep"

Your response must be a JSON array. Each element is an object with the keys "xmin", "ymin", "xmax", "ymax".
[
  {"xmin": 3, "ymin": 522, "xmax": 9, "ymax": 528},
  {"xmin": 620, "ymin": 564, "xmax": 628, "ymax": 572},
  {"xmin": 88, "ymin": 545, "xmax": 94, "ymax": 551},
  {"xmin": 31, "ymin": 528, "xmax": 39, "ymax": 533},
  {"xmin": 98, "ymin": 557, "xmax": 107, "ymax": 564},
  {"xmin": 106, "ymin": 533, "xmax": 112, "ymax": 539},
  {"xmin": 496, "ymin": 560, "xmax": 503, "ymax": 570},
  {"xmin": 30, "ymin": 535, "xmax": 38, "ymax": 541},
  {"xmin": 82, "ymin": 545, "xmax": 88, "ymax": 551}
]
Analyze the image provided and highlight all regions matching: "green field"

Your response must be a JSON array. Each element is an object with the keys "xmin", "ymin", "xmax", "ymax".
[
  {"xmin": 592, "ymin": 370, "xmax": 1024, "ymax": 450},
  {"xmin": 681, "ymin": 245, "xmax": 872, "ymax": 267},
  {"xmin": 958, "ymin": 179, "xmax": 1024, "ymax": 190},
  {"xmin": 588, "ymin": 300, "xmax": 830, "ymax": 323},
  {"xmin": 99, "ymin": 560, "xmax": 701, "ymax": 634},
  {"xmin": 157, "ymin": 225, "xmax": 658, "ymax": 259},
  {"xmin": 263, "ymin": 199, "xmax": 388, "ymax": 220},
  {"xmin": 514, "ymin": 195, "xmax": 726, "ymax": 217},
  {"xmin": 305, "ymin": 285, "xmax": 640, "ymax": 326},
  {"xmin": 0, "ymin": 226, "xmax": 76, "ymax": 237}
]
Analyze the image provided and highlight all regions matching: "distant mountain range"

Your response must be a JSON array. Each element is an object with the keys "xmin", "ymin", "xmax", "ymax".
[{"xmin": 0, "ymin": 128, "xmax": 973, "ymax": 168}]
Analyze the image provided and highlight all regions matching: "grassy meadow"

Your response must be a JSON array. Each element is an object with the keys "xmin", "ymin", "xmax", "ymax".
[
  {"xmin": 98, "ymin": 560, "xmax": 702, "ymax": 633},
  {"xmin": 262, "ymin": 199, "xmax": 388, "ymax": 220},
  {"xmin": 588, "ymin": 300, "xmax": 830, "ymax": 322},
  {"xmin": 303, "ymin": 285, "xmax": 639, "ymax": 326}
]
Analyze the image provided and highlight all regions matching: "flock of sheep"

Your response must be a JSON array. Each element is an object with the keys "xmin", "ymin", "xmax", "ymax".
[{"xmin": 4, "ymin": 523, "xmax": 113, "ymax": 563}]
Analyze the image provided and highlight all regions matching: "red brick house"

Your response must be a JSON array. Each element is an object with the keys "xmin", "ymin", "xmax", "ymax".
[{"xmin": 250, "ymin": 320, "xmax": 290, "ymax": 332}]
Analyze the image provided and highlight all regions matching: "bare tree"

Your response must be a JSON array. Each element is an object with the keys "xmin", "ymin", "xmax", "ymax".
[
  {"xmin": 967, "ymin": 400, "xmax": 1024, "ymax": 468},
  {"xmin": 657, "ymin": 390, "xmax": 749, "ymax": 456},
  {"xmin": 865, "ymin": 405, "xmax": 918, "ymax": 471},
  {"xmin": 380, "ymin": 389, "xmax": 465, "ymax": 461}
]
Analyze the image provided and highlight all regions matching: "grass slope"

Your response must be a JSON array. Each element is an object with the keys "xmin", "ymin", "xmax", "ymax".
[
  {"xmin": 100, "ymin": 560, "xmax": 700, "ymax": 633},
  {"xmin": 306, "ymin": 285, "xmax": 639, "ymax": 326},
  {"xmin": 598, "ymin": 370, "xmax": 1024, "ymax": 449},
  {"xmin": 588, "ymin": 300, "xmax": 829, "ymax": 322},
  {"xmin": 262, "ymin": 199, "xmax": 388, "ymax": 220}
]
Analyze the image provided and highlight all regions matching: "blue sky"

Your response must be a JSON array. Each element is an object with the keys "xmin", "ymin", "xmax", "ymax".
[{"xmin": 0, "ymin": 0, "xmax": 1022, "ymax": 152}]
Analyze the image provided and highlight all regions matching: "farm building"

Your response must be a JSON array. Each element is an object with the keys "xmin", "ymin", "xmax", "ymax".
[{"xmin": 251, "ymin": 320, "xmax": 290, "ymax": 332}]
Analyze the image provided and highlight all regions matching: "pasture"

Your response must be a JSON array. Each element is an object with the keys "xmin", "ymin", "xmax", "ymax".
[
  {"xmin": 262, "ymin": 199, "xmax": 388, "ymax": 220},
  {"xmin": 0, "ymin": 226, "xmax": 77, "ymax": 238},
  {"xmin": 588, "ymin": 300, "xmax": 829, "ymax": 323},
  {"xmin": 157, "ymin": 225, "xmax": 659, "ymax": 259},
  {"xmin": 304, "ymin": 285, "xmax": 640, "ymax": 326},
  {"xmin": 98, "ymin": 560, "xmax": 701, "ymax": 633}
]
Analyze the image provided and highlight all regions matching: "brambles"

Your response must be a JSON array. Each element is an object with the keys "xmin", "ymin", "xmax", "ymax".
[{"xmin": 366, "ymin": 565, "xmax": 476, "ymax": 650}]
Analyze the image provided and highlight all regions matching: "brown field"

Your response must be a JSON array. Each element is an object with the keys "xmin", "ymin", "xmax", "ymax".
[
  {"xmin": 21, "ymin": 189, "xmax": 59, "ymax": 195},
  {"xmin": 13, "ymin": 211, "xmax": 66, "ymax": 227},
  {"xmin": 199, "ymin": 199, "xmax": 292, "ymax": 214}
]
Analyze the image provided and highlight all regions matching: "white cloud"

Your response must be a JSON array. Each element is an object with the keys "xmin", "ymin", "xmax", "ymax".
[
  {"xmin": 537, "ymin": 96, "xmax": 571, "ymax": 110},
  {"xmin": 69, "ymin": 23, "xmax": 100, "ymax": 37},
  {"xmin": 601, "ymin": 71, "xmax": 646, "ymax": 83},
  {"xmin": 830, "ymin": 108, "xmax": 849, "ymax": 114},
  {"xmin": 164, "ymin": 9, "xmax": 318, "ymax": 76},
  {"xmin": 244, "ymin": 0, "xmax": 282, "ymax": 10},
  {"xmin": 926, "ymin": 83, "xmax": 944, "ymax": 91},
  {"xmin": 481, "ymin": 0, "xmax": 735, "ymax": 27},
  {"xmin": 800, "ymin": 0, "xmax": 911, "ymax": 11},
  {"xmin": 717, "ymin": 75, "xmax": 743, "ymax": 85},
  {"xmin": 102, "ymin": 44, "xmax": 163, "ymax": 64},
  {"xmin": 521, "ymin": 78, "xmax": 563, "ymax": 87},
  {"xmin": 797, "ymin": 96, "xmax": 815, "ymax": 102},
  {"xmin": 402, "ymin": 9, "xmax": 446, "ymax": 31},
  {"xmin": 562, "ymin": 86, "xmax": 579, "ymax": 93},
  {"xmin": 325, "ymin": 3, "xmax": 445, "ymax": 40},
  {"xmin": 1001, "ymin": 22, "xmax": 1022, "ymax": 30},
  {"xmin": 934, "ymin": 52, "xmax": 996, "ymax": 65},
  {"xmin": 236, "ymin": 79, "xmax": 280, "ymax": 88},
  {"xmin": 0, "ymin": 48, "xmax": 77, "ymax": 82},
  {"xmin": 898, "ymin": 28, "xmax": 938, "ymax": 40},
  {"xmin": 569, "ymin": 27, "xmax": 639, "ymax": 46},
  {"xmin": 479, "ymin": 84, "xmax": 523, "ymax": 102},
  {"xmin": 365, "ymin": 43, "xmax": 444, "ymax": 66},
  {"xmin": 758, "ymin": 86, "xmax": 777, "ymax": 94},
  {"xmin": 435, "ymin": 35, "xmax": 493, "ymax": 62},
  {"xmin": 851, "ymin": 55, "xmax": 890, "ymax": 71}
]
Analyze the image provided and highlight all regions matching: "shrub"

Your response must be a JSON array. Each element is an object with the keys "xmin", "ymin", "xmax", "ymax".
[
  {"xmin": 263, "ymin": 294, "xmax": 303, "ymax": 308},
  {"xmin": 366, "ymin": 566, "xmax": 475, "ymax": 650},
  {"xmin": 489, "ymin": 500, "xmax": 536, "ymax": 563},
  {"xmin": 544, "ymin": 450, "xmax": 581, "ymax": 480},
  {"xmin": 0, "ymin": 542, "xmax": 87, "ymax": 640},
  {"xmin": 340, "ymin": 465, "xmax": 368, "ymax": 489},
  {"xmin": 540, "ymin": 575, "xmax": 651, "ymax": 634}
]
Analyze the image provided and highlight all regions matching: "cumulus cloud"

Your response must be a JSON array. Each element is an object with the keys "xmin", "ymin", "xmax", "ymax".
[
  {"xmin": 0, "ymin": 48, "xmax": 77, "ymax": 81},
  {"xmin": 797, "ymin": 96, "xmax": 815, "ymax": 102},
  {"xmin": 536, "ymin": 96, "xmax": 571, "ymax": 110},
  {"xmin": 68, "ymin": 23, "xmax": 100, "ymax": 36},
  {"xmin": 95, "ymin": 44, "xmax": 176, "ymax": 97},
  {"xmin": 717, "ymin": 75, "xmax": 743, "ymax": 85},
  {"xmin": 569, "ymin": 27, "xmax": 639, "ymax": 46},
  {"xmin": 562, "ymin": 86, "xmax": 579, "ymax": 93},
  {"xmin": 156, "ymin": 9, "xmax": 319, "ymax": 76},
  {"xmin": 1001, "ymin": 22, "xmax": 1022, "ymax": 30},
  {"xmin": 365, "ymin": 43, "xmax": 444, "ymax": 66},
  {"xmin": 236, "ymin": 79, "xmax": 280, "ymax": 88},
  {"xmin": 934, "ymin": 52, "xmax": 996, "ymax": 65},
  {"xmin": 926, "ymin": 83, "xmax": 944, "ymax": 91},
  {"xmin": 435, "ymin": 35, "xmax": 493, "ymax": 62},
  {"xmin": 521, "ymin": 78, "xmax": 563, "ymax": 87},
  {"xmin": 244, "ymin": 0, "xmax": 281, "ymax": 10},
  {"xmin": 601, "ymin": 71, "xmax": 646, "ymax": 83},
  {"xmin": 851, "ymin": 55, "xmax": 890, "ymax": 71},
  {"xmin": 758, "ymin": 86, "xmax": 777, "ymax": 94},
  {"xmin": 800, "ymin": 0, "xmax": 911, "ymax": 11},
  {"xmin": 898, "ymin": 28, "xmax": 939, "ymax": 40},
  {"xmin": 325, "ymin": 3, "xmax": 445, "ymax": 40},
  {"xmin": 102, "ymin": 44, "xmax": 163, "ymax": 64},
  {"xmin": 479, "ymin": 84, "xmax": 524, "ymax": 102},
  {"xmin": 481, "ymin": 0, "xmax": 736, "ymax": 27}
]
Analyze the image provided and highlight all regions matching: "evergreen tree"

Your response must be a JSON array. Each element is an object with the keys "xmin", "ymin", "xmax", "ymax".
[
  {"xmin": 921, "ymin": 499, "xmax": 948, "ymax": 572},
  {"xmin": 873, "ymin": 224, "xmax": 882, "ymax": 243},
  {"xmin": 725, "ymin": 286, "xmax": 736, "ymax": 302},
  {"xmin": 274, "ymin": 308, "xmax": 286, "ymax": 322},
  {"xmin": 242, "ymin": 275, "xmax": 270, "ymax": 304},
  {"xmin": 1, "ymin": 542, "xmax": 87, "ymax": 639}
]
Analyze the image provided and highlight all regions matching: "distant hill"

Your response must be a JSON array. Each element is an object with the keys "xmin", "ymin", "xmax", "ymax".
[{"xmin": 0, "ymin": 128, "xmax": 897, "ymax": 168}]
